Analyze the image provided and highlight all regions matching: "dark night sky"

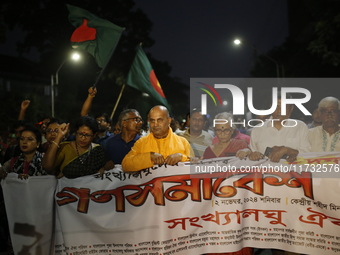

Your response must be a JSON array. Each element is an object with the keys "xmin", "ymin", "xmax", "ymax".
[
  {"xmin": 134, "ymin": 0, "xmax": 289, "ymax": 84},
  {"xmin": 0, "ymin": 0, "xmax": 289, "ymax": 85}
]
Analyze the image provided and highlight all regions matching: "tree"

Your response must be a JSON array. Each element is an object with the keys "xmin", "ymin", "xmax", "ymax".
[
  {"xmin": 251, "ymin": 0, "xmax": 340, "ymax": 78},
  {"xmin": 306, "ymin": 0, "xmax": 340, "ymax": 67}
]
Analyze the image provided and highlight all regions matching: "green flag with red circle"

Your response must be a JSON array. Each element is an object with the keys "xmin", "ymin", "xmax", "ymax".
[
  {"xmin": 67, "ymin": 4, "xmax": 124, "ymax": 69},
  {"xmin": 127, "ymin": 45, "xmax": 169, "ymax": 108}
]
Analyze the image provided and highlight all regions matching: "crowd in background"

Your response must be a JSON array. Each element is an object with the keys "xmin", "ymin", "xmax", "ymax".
[{"xmin": 0, "ymin": 89, "xmax": 339, "ymax": 255}]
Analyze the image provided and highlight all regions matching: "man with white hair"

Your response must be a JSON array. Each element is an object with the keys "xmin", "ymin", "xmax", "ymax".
[
  {"xmin": 105, "ymin": 109, "xmax": 143, "ymax": 164},
  {"xmin": 308, "ymin": 96, "xmax": 340, "ymax": 152}
]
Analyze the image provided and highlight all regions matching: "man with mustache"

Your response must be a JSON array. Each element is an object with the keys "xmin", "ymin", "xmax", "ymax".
[
  {"xmin": 179, "ymin": 109, "xmax": 213, "ymax": 158},
  {"xmin": 105, "ymin": 109, "xmax": 143, "ymax": 164}
]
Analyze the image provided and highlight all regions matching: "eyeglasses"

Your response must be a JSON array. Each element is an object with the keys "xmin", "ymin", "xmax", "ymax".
[
  {"xmin": 215, "ymin": 128, "xmax": 234, "ymax": 134},
  {"xmin": 76, "ymin": 132, "xmax": 93, "ymax": 139},
  {"xmin": 123, "ymin": 117, "xmax": 143, "ymax": 123},
  {"xmin": 320, "ymin": 109, "xmax": 339, "ymax": 116},
  {"xmin": 19, "ymin": 137, "xmax": 36, "ymax": 142},
  {"xmin": 46, "ymin": 128, "xmax": 59, "ymax": 133}
]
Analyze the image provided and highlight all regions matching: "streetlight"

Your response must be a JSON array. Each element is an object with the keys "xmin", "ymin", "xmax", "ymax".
[
  {"xmin": 51, "ymin": 52, "xmax": 80, "ymax": 117},
  {"xmin": 233, "ymin": 38, "xmax": 281, "ymax": 78},
  {"xmin": 234, "ymin": 39, "xmax": 241, "ymax": 45}
]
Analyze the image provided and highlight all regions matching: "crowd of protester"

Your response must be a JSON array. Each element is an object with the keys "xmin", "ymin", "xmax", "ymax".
[{"xmin": 0, "ymin": 88, "xmax": 339, "ymax": 255}]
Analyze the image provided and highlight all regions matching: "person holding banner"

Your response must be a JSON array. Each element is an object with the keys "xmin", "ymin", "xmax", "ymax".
[
  {"xmin": 122, "ymin": 105, "xmax": 191, "ymax": 172},
  {"xmin": 308, "ymin": 96, "xmax": 340, "ymax": 152},
  {"xmin": 42, "ymin": 116, "xmax": 114, "ymax": 178},
  {"xmin": 105, "ymin": 109, "xmax": 143, "ymax": 164},
  {"xmin": 0, "ymin": 125, "xmax": 47, "ymax": 253},
  {"xmin": 203, "ymin": 112, "xmax": 252, "ymax": 255},
  {"xmin": 237, "ymin": 94, "xmax": 310, "ymax": 163},
  {"xmin": 0, "ymin": 125, "xmax": 46, "ymax": 180},
  {"xmin": 203, "ymin": 112, "xmax": 249, "ymax": 159},
  {"xmin": 236, "ymin": 96, "xmax": 308, "ymax": 255}
]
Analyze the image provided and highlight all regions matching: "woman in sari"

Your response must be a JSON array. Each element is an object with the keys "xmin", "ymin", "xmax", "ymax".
[
  {"xmin": 42, "ymin": 116, "xmax": 114, "ymax": 178},
  {"xmin": 203, "ymin": 112, "xmax": 249, "ymax": 159},
  {"xmin": 0, "ymin": 125, "xmax": 47, "ymax": 253},
  {"xmin": 204, "ymin": 112, "xmax": 252, "ymax": 255}
]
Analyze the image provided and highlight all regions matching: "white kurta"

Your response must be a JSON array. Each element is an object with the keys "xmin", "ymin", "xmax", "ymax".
[
  {"xmin": 250, "ymin": 119, "xmax": 311, "ymax": 154},
  {"xmin": 308, "ymin": 125, "xmax": 340, "ymax": 152}
]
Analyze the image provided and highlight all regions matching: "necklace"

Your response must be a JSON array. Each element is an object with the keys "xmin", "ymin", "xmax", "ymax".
[{"xmin": 75, "ymin": 142, "xmax": 92, "ymax": 164}]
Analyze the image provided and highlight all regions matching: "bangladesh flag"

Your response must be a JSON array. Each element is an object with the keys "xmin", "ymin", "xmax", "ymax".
[
  {"xmin": 127, "ymin": 45, "xmax": 169, "ymax": 108},
  {"xmin": 67, "ymin": 4, "xmax": 124, "ymax": 68}
]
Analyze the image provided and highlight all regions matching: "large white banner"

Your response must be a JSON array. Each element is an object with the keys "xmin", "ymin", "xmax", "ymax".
[
  {"xmin": 1, "ymin": 174, "xmax": 57, "ymax": 255},
  {"xmin": 2, "ymin": 152, "xmax": 340, "ymax": 255}
]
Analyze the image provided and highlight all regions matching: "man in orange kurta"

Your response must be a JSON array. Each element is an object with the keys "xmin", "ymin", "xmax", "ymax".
[{"xmin": 122, "ymin": 105, "xmax": 191, "ymax": 172}]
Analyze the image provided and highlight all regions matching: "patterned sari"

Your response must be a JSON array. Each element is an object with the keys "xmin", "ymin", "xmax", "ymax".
[{"xmin": 55, "ymin": 142, "xmax": 109, "ymax": 179}]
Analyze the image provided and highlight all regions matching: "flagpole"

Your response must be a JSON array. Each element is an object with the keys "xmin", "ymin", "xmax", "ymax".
[{"xmin": 110, "ymin": 84, "xmax": 126, "ymax": 119}]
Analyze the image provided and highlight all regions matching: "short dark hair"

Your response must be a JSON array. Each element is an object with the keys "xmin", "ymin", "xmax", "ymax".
[
  {"xmin": 75, "ymin": 116, "xmax": 98, "ymax": 134},
  {"xmin": 190, "ymin": 109, "xmax": 207, "ymax": 121},
  {"xmin": 95, "ymin": 113, "xmax": 111, "ymax": 124},
  {"xmin": 47, "ymin": 118, "xmax": 64, "ymax": 127}
]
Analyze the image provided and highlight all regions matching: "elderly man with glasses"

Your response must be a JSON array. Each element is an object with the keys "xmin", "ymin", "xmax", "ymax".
[
  {"xmin": 105, "ymin": 109, "xmax": 143, "ymax": 164},
  {"xmin": 308, "ymin": 96, "xmax": 340, "ymax": 152}
]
